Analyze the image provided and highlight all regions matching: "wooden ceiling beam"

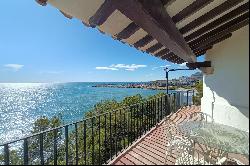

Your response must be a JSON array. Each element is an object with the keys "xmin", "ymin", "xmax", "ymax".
[
  {"xmin": 161, "ymin": 52, "xmax": 174, "ymax": 60},
  {"xmin": 89, "ymin": 0, "xmax": 116, "ymax": 27},
  {"xmin": 189, "ymin": 12, "xmax": 249, "ymax": 47},
  {"xmin": 162, "ymin": 52, "xmax": 177, "ymax": 61},
  {"xmin": 36, "ymin": 0, "xmax": 47, "ymax": 6},
  {"xmin": 134, "ymin": 35, "xmax": 154, "ymax": 48},
  {"xmin": 185, "ymin": 2, "xmax": 249, "ymax": 42},
  {"xmin": 161, "ymin": 0, "xmax": 176, "ymax": 7},
  {"xmin": 194, "ymin": 45, "xmax": 213, "ymax": 55},
  {"xmin": 187, "ymin": 61, "xmax": 211, "ymax": 69},
  {"xmin": 59, "ymin": 10, "xmax": 73, "ymax": 19},
  {"xmin": 116, "ymin": 22, "xmax": 140, "ymax": 39},
  {"xmin": 112, "ymin": 0, "xmax": 195, "ymax": 62},
  {"xmin": 190, "ymin": 14, "xmax": 249, "ymax": 49},
  {"xmin": 196, "ymin": 51, "xmax": 207, "ymax": 57},
  {"xmin": 179, "ymin": 0, "xmax": 244, "ymax": 34},
  {"xmin": 193, "ymin": 33, "xmax": 232, "ymax": 52},
  {"xmin": 172, "ymin": 0, "xmax": 213, "ymax": 23},
  {"xmin": 155, "ymin": 48, "xmax": 170, "ymax": 57},
  {"xmin": 178, "ymin": 60, "xmax": 185, "ymax": 64},
  {"xmin": 146, "ymin": 43, "xmax": 163, "ymax": 53}
]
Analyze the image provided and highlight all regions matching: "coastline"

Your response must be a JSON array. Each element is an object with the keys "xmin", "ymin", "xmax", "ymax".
[{"xmin": 92, "ymin": 83, "xmax": 178, "ymax": 90}]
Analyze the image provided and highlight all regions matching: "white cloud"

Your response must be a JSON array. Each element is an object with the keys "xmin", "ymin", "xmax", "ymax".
[
  {"xmin": 96, "ymin": 64, "xmax": 147, "ymax": 71},
  {"xmin": 4, "ymin": 64, "xmax": 24, "ymax": 71},
  {"xmin": 160, "ymin": 65, "xmax": 171, "ymax": 68},
  {"xmin": 125, "ymin": 68, "xmax": 136, "ymax": 71},
  {"xmin": 111, "ymin": 64, "xmax": 147, "ymax": 71},
  {"xmin": 152, "ymin": 65, "xmax": 171, "ymax": 70},
  {"xmin": 95, "ymin": 67, "xmax": 118, "ymax": 71}
]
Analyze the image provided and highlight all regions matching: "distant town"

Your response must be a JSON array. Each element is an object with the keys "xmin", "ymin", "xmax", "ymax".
[{"xmin": 93, "ymin": 72, "xmax": 203, "ymax": 90}]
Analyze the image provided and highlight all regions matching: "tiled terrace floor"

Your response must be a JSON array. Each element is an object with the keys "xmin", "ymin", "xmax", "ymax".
[
  {"xmin": 109, "ymin": 105, "xmax": 201, "ymax": 165},
  {"xmin": 109, "ymin": 105, "xmax": 249, "ymax": 165}
]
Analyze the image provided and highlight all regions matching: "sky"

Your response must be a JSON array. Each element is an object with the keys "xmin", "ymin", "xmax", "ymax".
[{"xmin": 0, "ymin": 1, "xmax": 204, "ymax": 83}]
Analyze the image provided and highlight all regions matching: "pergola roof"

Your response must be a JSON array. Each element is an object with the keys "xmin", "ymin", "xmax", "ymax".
[{"xmin": 37, "ymin": 0, "xmax": 249, "ymax": 64}]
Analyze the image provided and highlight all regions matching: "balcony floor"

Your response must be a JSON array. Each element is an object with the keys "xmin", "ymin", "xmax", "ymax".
[
  {"xmin": 108, "ymin": 105, "xmax": 201, "ymax": 165},
  {"xmin": 108, "ymin": 105, "xmax": 249, "ymax": 165}
]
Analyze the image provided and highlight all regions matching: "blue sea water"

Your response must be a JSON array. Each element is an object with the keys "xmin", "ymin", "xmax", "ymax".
[{"xmin": 0, "ymin": 82, "xmax": 167, "ymax": 144}]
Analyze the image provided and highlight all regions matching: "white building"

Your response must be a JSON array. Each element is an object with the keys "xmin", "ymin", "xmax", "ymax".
[{"xmin": 201, "ymin": 25, "xmax": 249, "ymax": 132}]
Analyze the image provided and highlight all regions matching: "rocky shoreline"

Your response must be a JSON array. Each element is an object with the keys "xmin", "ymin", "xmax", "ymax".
[{"xmin": 92, "ymin": 83, "xmax": 176, "ymax": 90}]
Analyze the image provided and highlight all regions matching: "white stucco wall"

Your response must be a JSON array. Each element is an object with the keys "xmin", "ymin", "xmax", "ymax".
[{"xmin": 201, "ymin": 25, "xmax": 249, "ymax": 132}]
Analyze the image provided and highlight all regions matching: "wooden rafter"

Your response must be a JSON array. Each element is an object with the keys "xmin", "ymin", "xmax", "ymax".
[
  {"xmin": 161, "ymin": 0, "xmax": 176, "ymax": 7},
  {"xmin": 187, "ymin": 61, "xmax": 211, "ymax": 69},
  {"xmin": 116, "ymin": 22, "xmax": 140, "ymax": 39},
  {"xmin": 193, "ymin": 33, "xmax": 233, "ymax": 52},
  {"xmin": 112, "ymin": 0, "xmax": 195, "ymax": 62},
  {"xmin": 155, "ymin": 48, "xmax": 169, "ymax": 57},
  {"xmin": 59, "ymin": 10, "xmax": 73, "ymax": 19},
  {"xmin": 162, "ymin": 52, "xmax": 175, "ymax": 60},
  {"xmin": 161, "ymin": 53, "xmax": 173, "ymax": 60},
  {"xmin": 89, "ymin": 0, "xmax": 116, "ymax": 28},
  {"xmin": 134, "ymin": 35, "xmax": 154, "ymax": 48},
  {"xmin": 36, "ymin": 0, "xmax": 47, "ymax": 6},
  {"xmin": 196, "ymin": 51, "xmax": 206, "ymax": 57},
  {"xmin": 146, "ymin": 43, "xmax": 163, "ymax": 53},
  {"xmin": 172, "ymin": 0, "xmax": 213, "ymax": 23},
  {"xmin": 189, "ymin": 12, "xmax": 249, "ymax": 47},
  {"xmin": 191, "ymin": 19, "xmax": 249, "ymax": 48},
  {"xmin": 179, "ymin": 0, "xmax": 244, "ymax": 34},
  {"xmin": 43, "ymin": 0, "xmax": 249, "ymax": 64},
  {"xmin": 185, "ymin": 2, "xmax": 249, "ymax": 42},
  {"xmin": 194, "ymin": 45, "xmax": 213, "ymax": 55}
]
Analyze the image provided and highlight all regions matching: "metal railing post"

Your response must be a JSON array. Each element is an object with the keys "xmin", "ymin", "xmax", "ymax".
[
  {"xmin": 4, "ymin": 144, "xmax": 9, "ymax": 165},
  {"xmin": 53, "ymin": 129, "xmax": 58, "ymax": 165},
  {"xmin": 23, "ymin": 138, "xmax": 28, "ymax": 165}
]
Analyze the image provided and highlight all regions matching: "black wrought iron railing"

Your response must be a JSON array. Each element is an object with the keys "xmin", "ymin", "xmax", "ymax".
[{"xmin": 0, "ymin": 92, "xmax": 194, "ymax": 165}]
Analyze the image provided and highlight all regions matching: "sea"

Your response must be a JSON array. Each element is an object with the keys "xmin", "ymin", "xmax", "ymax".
[{"xmin": 0, "ymin": 82, "xmax": 169, "ymax": 144}]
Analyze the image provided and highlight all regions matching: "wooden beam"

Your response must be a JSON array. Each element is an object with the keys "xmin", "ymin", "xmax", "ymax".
[
  {"xmin": 36, "ymin": 0, "xmax": 47, "ymax": 6},
  {"xmin": 194, "ymin": 45, "xmax": 213, "ymax": 55},
  {"xmin": 164, "ymin": 52, "xmax": 175, "ymax": 57},
  {"xmin": 161, "ymin": 0, "xmax": 176, "ymax": 7},
  {"xmin": 185, "ymin": 2, "xmax": 249, "ymax": 42},
  {"xmin": 179, "ymin": 0, "xmax": 244, "ymax": 34},
  {"xmin": 189, "ymin": 13, "xmax": 249, "ymax": 48},
  {"xmin": 189, "ymin": 12, "xmax": 249, "ymax": 47},
  {"xmin": 155, "ymin": 48, "xmax": 170, "ymax": 57},
  {"xmin": 146, "ymin": 43, "xmax": 163, "ymax": 53},
  {"xmin": 134, "ymin": 35, "xmax": 154, "ymax": 48},
  {"xmin": 116, "ymin": 22, "xmax": 140, "ymax": 39},
  {"xmin": 193, "ymin": 33, "xmax": 232, "ymax": 52},
  {"xmin": 82, "ymin": 21, "xmax": 90, "ymax": 27},
  {"xmin": 59, "ymin": 10, "xmax": 73, "ymax": 19},
  {"xmin": 173, "ymin": 56, "xmax": 181, "ymax": 61},
  {"xmin": 179, "ymin": 59, "xmax": 186, "ymax": 64},
  {"xmin": 162, "ymin": 52, "xmax": 177, "ymax": 61},
  {"xmin": 169, "ymin": 56, "xmax": 179, "ymax": 62},
  {"xmin": 172, "ymin": 0, "xmax": 213, "ymax": 23},
  {"xmin": 186, "ymin": 61, "xmax": 211, "ymax": 69},
  {"xmin": 113, "ymin": 0, "xmax": 195, "ymax": 62},
  {"xmin": 196, "ymin": 51, "xmax": 206, "ymax": 57},
  {"xmin": 161, "ymin": 52, "xmax": 174, "ymax": 59},
  {"xmin": 174, "ymin": 57, "xmax": 185, "ymax": 64},
  {"xmin": 89, "ymin": 0, "xmax": 116, "ymax": 27}
]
